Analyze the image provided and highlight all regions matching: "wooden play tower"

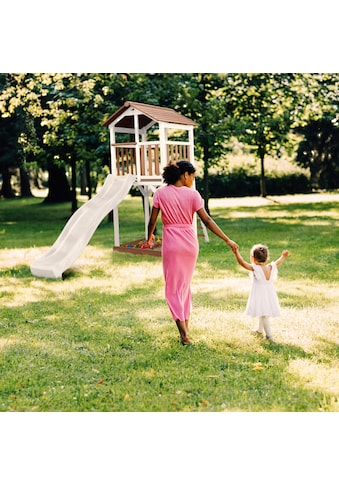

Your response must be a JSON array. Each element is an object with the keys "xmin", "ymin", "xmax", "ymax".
[{"xmin": 103, "ymin": 101, "xmax": 201, "ymax": 253}]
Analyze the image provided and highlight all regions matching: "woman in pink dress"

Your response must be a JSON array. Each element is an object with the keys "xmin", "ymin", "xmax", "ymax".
[{"xmin": 147, "ymin": 161, "xmax": 238, "ymax": 346}]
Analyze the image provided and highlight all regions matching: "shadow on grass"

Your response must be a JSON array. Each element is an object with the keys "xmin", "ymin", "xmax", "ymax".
[{"xmin": 314, "ymin": 337, "xmax": 339, "ymax": 360}]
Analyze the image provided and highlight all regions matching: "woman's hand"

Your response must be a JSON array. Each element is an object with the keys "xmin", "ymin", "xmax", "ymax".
[
  {"xmin": 147, "ymin": 234, "xmax": 155, "ymax": 247},
  {"xmin": 226, "ymin": 239, "xmax": 239, "ymax": 251},
  {"xmin": 141, "ymin": 235, "xmax": 155, "ymax": 249}
]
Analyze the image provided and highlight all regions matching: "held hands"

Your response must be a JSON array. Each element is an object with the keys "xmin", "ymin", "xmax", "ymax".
[
  {"xmin": 231, "ymin": 245, "xmax": 239, "ymax": 254},
  {"xmin": 227, "ymin": 239, "xmax": 239, "ymax": 251}
]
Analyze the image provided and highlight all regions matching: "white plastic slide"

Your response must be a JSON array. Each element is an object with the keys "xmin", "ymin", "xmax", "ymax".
[{"xmin": 30, "ymin": 174, "xmax": 136, "ymax": 279}]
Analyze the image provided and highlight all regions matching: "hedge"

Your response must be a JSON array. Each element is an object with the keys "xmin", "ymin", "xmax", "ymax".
[{"xmin": 195, "ymin": 170, "xmax": 311, "ymax": 198}]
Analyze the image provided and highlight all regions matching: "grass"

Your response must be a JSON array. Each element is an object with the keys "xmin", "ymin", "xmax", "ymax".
[{"xmin": 0, "ymin": 192, "xmax": 339, "ymax": 412}]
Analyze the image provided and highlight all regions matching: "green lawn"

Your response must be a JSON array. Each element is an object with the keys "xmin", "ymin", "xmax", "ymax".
[{"xmin": 0, "ymin": 192, "xmax": 338, "ymax": 411}]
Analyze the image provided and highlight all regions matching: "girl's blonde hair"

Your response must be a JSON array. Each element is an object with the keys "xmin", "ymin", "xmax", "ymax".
[{"xmin": 251, "ymin": 244, "xmax": 269, "ymax": 263}]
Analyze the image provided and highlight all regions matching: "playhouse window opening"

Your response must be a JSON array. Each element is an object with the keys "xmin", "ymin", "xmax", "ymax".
[{"xmin": 166, "ymin": 128, "xmax": 189, "ymax": 143}]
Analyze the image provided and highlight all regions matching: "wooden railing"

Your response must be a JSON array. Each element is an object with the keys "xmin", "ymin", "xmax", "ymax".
[
  {"xmin": 141, "ymin": 144, "xmax": 161, "ymax": 177},
  {"xmin": 167, "ymin": 144, "xmax": 190, "ymax": 164},
  {"xmin": 114, "ymin": 143, "xmax": 137, "ymax": 176},
  {"xmin": 112, "ymin": 142, "xmax": 191, "ymax": 178}
]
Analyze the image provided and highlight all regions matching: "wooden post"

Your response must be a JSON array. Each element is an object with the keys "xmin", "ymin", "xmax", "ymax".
[
  {"xmin": 188, "ymin": 126, "xmax": 194, "ymax": 164},
  {"xmin": 134, "ymin": 112, "xmax": 141, "ymax": 180},
  {"xmin": 159, "ymin": 122, "xmax": 167, "ymax": 169},
  {"xmin": 109, "ymin": 126, "xmax": 116, "ymax": 175},
  {"xmin": 113, "ymin": 205, "xmax": 120, "ymax": 247}
]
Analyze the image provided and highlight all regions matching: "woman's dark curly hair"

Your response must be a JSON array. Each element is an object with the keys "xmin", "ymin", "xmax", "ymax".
[{"xmin": 162, "ymin": 161, "xmax": 196, "ymax": 185}]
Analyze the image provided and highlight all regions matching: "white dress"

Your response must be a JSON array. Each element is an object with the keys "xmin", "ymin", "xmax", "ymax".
[{"xmin": 245, "ymin": 262, "xmax": 281, "ymax": 317}]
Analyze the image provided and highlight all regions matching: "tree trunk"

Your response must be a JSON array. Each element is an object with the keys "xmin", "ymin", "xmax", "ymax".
[
  {"xmin": 0, "ymin": 165, "xmax": 16, "ymax": 198},
  {"xmin": 70, "ymin": 153, "xmax": 78, "ymax": 214},
  {"xmin": 260, "ymin": 154, "xmax": 266, "ymax": 198},
  {"xmin": 44, "ymin": 164, "xmax": 72, "ymax": 203},
  {"xmin": 202, "ymin": 138, "xmax": 211, "ymax": 214},
  {"xmin": 20, "ymin": 167, "xmax": 33, "ymax": 197},
  {"xmin": 85, "ymin": 159, "xmax": 92, "ymax": 199},
  {"xmin": 80, "ymin": 168, "xmax": 87, "ymax": 196},
  {"xmin": 203, "ymin": 159, "xmax": 210, "ymax": 214},
  {"xmin": 197, "ymin": 74, "xmax": 211, "ymax": 214},
  {"xmin": 80, "ymin": 161, "xmax": 92, "ymax": 199}
]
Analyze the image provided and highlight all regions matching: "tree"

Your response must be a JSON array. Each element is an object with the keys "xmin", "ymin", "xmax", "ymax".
[
  {"xmin": 0, "ymin": 74, "xmax": 22, "ymax": 198},
  {"xmin": 0, "ymin": 112, "xmax": 19, "ymax": 198},
  {"xmin": 296, "ymin": 119, "xmax": 339, "ymax": 189},
  {"xmin": 0, "ymin": 73, "xmax": 127, "ymax": 206},
  {"xmin": 175, "ymin": 73, "xmax": 230, "ymax": 211},
  {"xmin": 225, "ymin": 73, "xmax": 301, "ymax": 197},
  {"xmin": 39, "ymin": 73, "xmax": 139, "ymax": 208},
  {"xmin": 293, "ymin": 73, "xmax": 339, "ymax": 189},
  {"xmin": 0, "ymin": 73, "xmax": 69, "ymax": 200}
]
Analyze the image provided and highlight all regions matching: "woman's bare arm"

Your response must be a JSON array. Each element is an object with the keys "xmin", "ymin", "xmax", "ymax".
[
  {"xmin": 197, "ymin": 207, "xmax": 238, "ymax": 250},
  {"xmin": 147, "ymin": 206, "xmax": 160, "ymax": 245}
]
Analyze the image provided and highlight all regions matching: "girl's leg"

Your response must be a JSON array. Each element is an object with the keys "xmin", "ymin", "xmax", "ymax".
[
  {"xmin": 262, "ymin": 316, "xmax": 273, "ymax": 341},
  {"xmin": 251, "ymin": 317, "xmax": 264, "ymax": 336},
  {"xmin": 258, "ymin": 317, "xmax": 264, "ymax": 333}
]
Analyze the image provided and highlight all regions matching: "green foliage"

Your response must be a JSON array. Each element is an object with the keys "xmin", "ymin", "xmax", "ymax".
[
  {"xmin": 295, "ymin": 119, "xmax": 339, "ymax": 189},
  {"xmin": 0, "ymin": 194, "xmax": 339, "ymax": 411},
  {"xmin": 223, "ymin": 74, "xmax": 305, "ymax": 196},
  {"xmin": 1, "ymin": 73, "xmax": 339, "ymax": 203},
  {"xmin": 195, "ymin": 154, "xmax": 311, "ymax": 197},
  {"xmin": 176, "ymin": 74, "xmax": 232, "ymax": 209},
  {"xmin": 196, "ymin": 169, "xmax": 311, "ymax": 198}
]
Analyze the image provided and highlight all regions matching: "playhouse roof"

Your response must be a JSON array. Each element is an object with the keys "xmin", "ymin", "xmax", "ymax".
[{"xmin": 103, "ymin": 101, "xmax": 198, "ymax": 129}]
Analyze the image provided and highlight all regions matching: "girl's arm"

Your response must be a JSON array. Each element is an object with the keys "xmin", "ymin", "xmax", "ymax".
[
  {"xmin": 275, "ymin": 249, "xmax": 289, "ymax": 267},
  {"xmin": 232, "ymin": 247, "xmax": 253, "ymax": 271},
  {"xmin": 196, "ymin": 207, "xmax": 238, "ymax": 251},
  {"xmin": 147, "ymin": 206, "xmax": 160, "ymax": 245}
]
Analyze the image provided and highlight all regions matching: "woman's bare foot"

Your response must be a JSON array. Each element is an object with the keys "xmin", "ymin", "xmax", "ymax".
[{"xmin": 176, "ymin": 319, "xmax": 191, "ymax": 345}]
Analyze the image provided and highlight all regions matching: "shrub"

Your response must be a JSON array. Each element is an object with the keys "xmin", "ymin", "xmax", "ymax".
[{"xmin": 196, "ymin": 169, "xmax": 311, "ymax": 198}]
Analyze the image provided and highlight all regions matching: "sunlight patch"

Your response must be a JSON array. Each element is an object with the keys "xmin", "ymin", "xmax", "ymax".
[
  {"xmin": 273, "ymin": 306, "xmax": 339, "ymax": 350},
  {"xmin": 0, "ymin": 248, "xmax": 44, "ymax": 269},
  {"xmin": 209, "ymin": 193, "xmax": 339, "ymax": 209},
  {"xmin": 0, "ymin": 337, "xmax": 18, "ymax": 350},
  {"xmin": 192, "ymin": 276, "xmax": 249, "ymax": 294},
  {"xmin": 288, "ymin": 358, "xmax": 339, "ymax": 401}
]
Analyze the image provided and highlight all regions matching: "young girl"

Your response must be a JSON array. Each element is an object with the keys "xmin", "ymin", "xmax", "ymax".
[{"xmin": 232, "ymin": 244, "xmax": 289, "ymax": 342}]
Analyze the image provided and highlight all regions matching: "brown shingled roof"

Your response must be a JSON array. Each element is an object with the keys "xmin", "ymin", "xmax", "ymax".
[{"xmin": 103, "ymin": 101, "xmax": 198, "ymax": 129}]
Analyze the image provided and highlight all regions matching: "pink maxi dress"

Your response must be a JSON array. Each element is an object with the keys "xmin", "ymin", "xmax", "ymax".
[{"xmin": 153, "ymin": 184, "xmax": 204, "ymax": 322}]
